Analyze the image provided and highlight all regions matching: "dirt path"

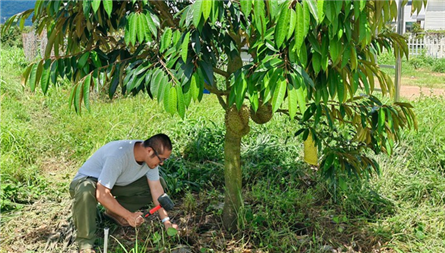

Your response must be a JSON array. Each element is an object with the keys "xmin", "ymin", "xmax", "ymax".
[{"xmin": 398, "ymin": 85, "xmax": 445, "ymax": 99}]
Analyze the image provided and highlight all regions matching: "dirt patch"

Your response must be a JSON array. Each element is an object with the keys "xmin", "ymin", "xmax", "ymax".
[
  {"xmin": 0, "ymin": 198, "xmax": 76, "ymax": 253},
  {"xmin": 398, "ymin": 85, "xmax": 445, "ymax": 100}
]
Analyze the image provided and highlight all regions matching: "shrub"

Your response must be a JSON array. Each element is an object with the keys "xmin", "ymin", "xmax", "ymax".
[
  {"xmin": 432, "ymin": 58, "xmax": 445, "ymax": 73},
  {"xmin": 0, "ymin": 25, "xmax": 30, "ymax": 48},
  {"xmin": 409, "ymin": 57, "xmax": 426, "ymax": 69}
]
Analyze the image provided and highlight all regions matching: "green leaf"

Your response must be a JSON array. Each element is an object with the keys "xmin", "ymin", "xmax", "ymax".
[
  {"xmin": 295, "ymin": 79, "xmax": 307, "ymax": 114},
  {"xmin": 287, "ymin": 9, "xmax": 296, "ymax": 40},
  {"xmin": 294, "ymin": 3, "xmax": 304, "ymax": 49},
  {"xmin": 124, "ymin": 23, "xmax": 131, "ymax": 45},
  {"xmin": 129, "ymin": 13, "xmax": 137, "ymax": 46},
  {"xmin": 69, "ymin": 83, "xmax": 76, "ymax": 111},
  {"xmin": 190, "ymin": 73, "xmax": 199, "ymax": 101},
  {"xmin": 378, "ymin": 107, "xmax": 385, "ymax": 134},
  {"xmin": 50, "ymin": 60, "xmax": 59, "ymax": 84},
  {"xmin": 324, "ymin": 1, "xmax": 335, "ymax": 22},
  {"xmin": 74, "ymin": 82, "xmax": 82, "ymax": 113},
  {"xmin": 328, "ymin": 71, "xmax": 336, "ymax": 98},
  {"xmin": 22, "ymin": 64, "xmax": 33, "ymax": 87},
  {"xmin": 201, "ymin": 0, "xmax": 212, "ymax": 22},
  {"xmin": 92, "ymin": 0, "xmax": 101, "ymax": 13},
  {"xmin": 145, "ymin": 13, "xmax": 158, "ymax": 38},
  {"xmin": 337, "ymin": 80, "xmax": 345, "ymax": 102},
  {"xmin": 157, "ymin": 73, "xmax": 169, "ymax": 100},
  {"xmin": 172, "ymin": 30, "xmax": 181, "ymax": 47},
  {"xmin": 271, "ymin": 78, "xmax": 286, "ymax": 113},
  {"xmin": 161, "ymin": 28, "xmax": 172, "ymax": 53},
  {"xmin": 240, "ymin": 0, "xmax": 252, "ymax": 17},
  {"xmin": 176, "ymin": 85, "xmax": 185, "ymax": 118},
  {"xmin": 52, "ymin": 1, "xmax": 61, "ymax": 15},
  {"xmin": 312, "ymin": 53, "xmax": 321, "ymax": 74},
  {"xmin": 109, "ymin": 66, "xmax": 120, "ymax": 99},
  {"xmin": 183, "ymin": 81, "xmax": 192, "ymax": 107},
  {"xmin": 359, "ymin": 14, "xmax": 366, "ymax": 44},
  {"xmin": 275, "ymin": 3, "xmax": 290, "ymax": 48},
  {"xmin": 235, "ymin": 73, "xmax": 247, "ymax": 110},
  {"xmin": 167, "ymin": 227, "xmax": 178, "ymax": 237},
  {"xmin": 83, "ymin": 74, "xmax": 91, "ymax": 111},
  {"xmin": 103, "ymin": 0, "xmax": 113, "ymax": 17},
  {"xmin": 317, "ymin": 0, "xmax": 325, "ymax": 22},
  {"xmin": 137, "ymin": 13, "xmax": 147, "ymax": 43},
  {"xmin": 45, "ymin": 28, "xmax": 58, "ymax": 58},
  {"xmin": 90, "ymin": 51, "xmax": 101, "ymax": 68},
  {"xmin": 78, "ymin": 52, "xmax": 90, "ymax": 69},
  {"xmin": 341, "ymin": 46, "xmax": 351, "ymax": 68},
  {"xmin": 330, "ymin": 38, "xmax": 341, "ymax": 65},
  {"xmin": 360, "ymin": 0, "xmax": 366, "ymax": 11},
  {"xmin": 305, "ymin": 0, "xmax": 318, "ymax": 24},
  {"xmin": 199, "ymin": 61, "xmax": 213, "ymax": 86},
  {"xmin": 29, "ymin": 61, "xmax": 43, "ymax": 92},
  {"xmin": 302, "ymin": 1, "xmax": 311, "ymax": 36},
  {"xmin": 149, "ymin": 69, "xmax": 161, "ymax": 98},
  {"xmin": 254, "ymin": 0, "xmax": 266, "ymax": 37},
  {"xmin": 249, "ymin": 91, "xmax": 259, "ymax": 112},
  {"xmin": 164, "ymin": 85, "xmax": 177, "ymax": 115},
  {"xmin": 40, "ymin": 60, "xmax": 52, "ymax": 94},
  {"xmin": 193, "ymin": 0, "xmax": 202, "ymax": 28},
  {"xmin": 82, "ymin": 1, "xmax": 91, "ymax": 19},
  {"xmin": 181, "ymin": 32, "xmax": 190, "ymax": 63},
  {"xmin": 350, "ymin": 46, "xmax": 357, "ymax": 71},
  {"xmin": 287, "ymin": 83, "xmax": 298, "ymax": 119},
  {"xmin": 335, "ymin": 0, "xmax": 343, "ymax": 15}
]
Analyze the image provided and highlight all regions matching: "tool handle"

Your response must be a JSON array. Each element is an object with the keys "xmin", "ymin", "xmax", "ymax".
[{"xmin": 143, "ymin": 204, "xmax": 162, "ymax": 218}]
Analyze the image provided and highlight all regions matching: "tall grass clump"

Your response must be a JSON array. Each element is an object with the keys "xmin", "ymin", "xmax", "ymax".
[
  {"xmin": 368, "ymin": 95, "xmax": 445, "ymax": 252},
  {"xmin": 1, "ymin": 47, "xmax": 51, "ymax": 211}
]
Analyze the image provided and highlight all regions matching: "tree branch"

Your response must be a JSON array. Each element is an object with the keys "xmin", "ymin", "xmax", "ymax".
[
  {"xmin": 217, "ymin": 95, "xmax": 227, "ymax": 109},
  {"xmin": 204, "ymin": 83, "xmax": 229, "ymax": 96},
  {"xmin": 213, "ymin": 67, "xmax": 230, "ymax": 78}
]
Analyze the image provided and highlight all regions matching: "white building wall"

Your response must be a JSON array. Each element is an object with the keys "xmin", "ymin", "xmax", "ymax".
[{"xmin": 424, "ymin": 0, "xmax": 445, "ymax": 30}]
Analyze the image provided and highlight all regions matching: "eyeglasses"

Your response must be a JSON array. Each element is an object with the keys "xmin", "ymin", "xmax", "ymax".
[{"xmin": 149, "ymin": 146, "xmax": 168, "ymax": 164}]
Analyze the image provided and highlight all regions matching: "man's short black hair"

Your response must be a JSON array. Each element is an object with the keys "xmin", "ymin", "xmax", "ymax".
[{"xmin": 142, "ymin": 134, "xmax": 172, "ymax": 155}]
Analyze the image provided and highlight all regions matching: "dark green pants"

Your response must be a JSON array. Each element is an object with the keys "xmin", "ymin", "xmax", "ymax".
[{"xmin": 69, "ymin": 176, "xmax": 152, "ymax": 250}]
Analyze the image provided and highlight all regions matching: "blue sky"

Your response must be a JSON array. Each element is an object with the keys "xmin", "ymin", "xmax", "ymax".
[{"xmin": 1, "ymin": 0, "xmax": 36, "ymax": 26}]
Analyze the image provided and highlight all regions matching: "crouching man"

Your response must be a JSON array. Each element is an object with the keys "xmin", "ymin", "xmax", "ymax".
[{"xmin": 69, "ymin": 134, "xmax": 178, "ymax": 253}]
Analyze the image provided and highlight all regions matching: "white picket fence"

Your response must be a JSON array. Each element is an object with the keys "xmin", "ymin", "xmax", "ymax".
[{"xmin": 408, "ymin": 37, "xmax": 445, "ymax": 58}]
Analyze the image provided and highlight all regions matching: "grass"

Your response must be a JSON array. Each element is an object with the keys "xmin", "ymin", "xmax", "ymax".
[
  {"xmin": 378, "ymin": 52, "xmax": 445, "ymax": 89},
  {"xmin": 1, "ymin": 46, "xmax": 445, "ymax": 252}
]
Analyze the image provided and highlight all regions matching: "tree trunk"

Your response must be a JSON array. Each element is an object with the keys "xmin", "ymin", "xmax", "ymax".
[
  {"xmin": 222, "ymin": 128, "xmax": 243, "ymax": 231},
  {"xmin": 222, "ymin": 41, "xmax": 246, "ymax": 231}
]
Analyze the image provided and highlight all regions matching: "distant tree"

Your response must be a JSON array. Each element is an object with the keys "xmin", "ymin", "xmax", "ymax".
[
  {"xmin": 0, "ymin": 25, "xmax": 24, "ymax": 47},
  {"xmin": 2, "ymin": 0, "xmax": 425, "ymax": 231}
]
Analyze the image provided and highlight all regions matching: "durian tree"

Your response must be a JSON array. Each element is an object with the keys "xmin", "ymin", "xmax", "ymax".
[{"xmin": 2, "ymin": 0, "xmax": 425, "ymax": 231}]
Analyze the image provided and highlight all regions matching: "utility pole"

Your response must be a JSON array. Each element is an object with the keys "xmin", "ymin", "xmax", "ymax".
[{"xmin": 395, "ymin": 0, "xmax": 405, "ymax": 102}]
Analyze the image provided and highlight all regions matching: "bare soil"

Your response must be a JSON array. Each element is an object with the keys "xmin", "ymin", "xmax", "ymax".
[{"xmin": 397, "ymin": 85, "xmax": 445, "ymax": 99}]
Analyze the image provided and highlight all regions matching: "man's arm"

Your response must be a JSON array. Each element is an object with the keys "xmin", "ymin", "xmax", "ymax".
[
  {"xmin": 96, "ymin": 182, "xmax": 144, "ymax": 227},
  {"xmin": 147, "ymin": 179, "xmax": 178, "ymax": 229}
]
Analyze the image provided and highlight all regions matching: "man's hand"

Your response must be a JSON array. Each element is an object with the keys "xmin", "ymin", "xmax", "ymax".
[
  {"xmin": 164, "ymin": 221, "xmax": 178, "ymax": 230},
  {"xmin": 126, "ymin": 211, "xmax": 145, "ymax": 227}
]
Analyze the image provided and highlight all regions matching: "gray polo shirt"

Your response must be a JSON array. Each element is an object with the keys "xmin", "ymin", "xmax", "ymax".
[{"xmin": 72, "ymin": 140, "xmax": 159, "ymax": 189}]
